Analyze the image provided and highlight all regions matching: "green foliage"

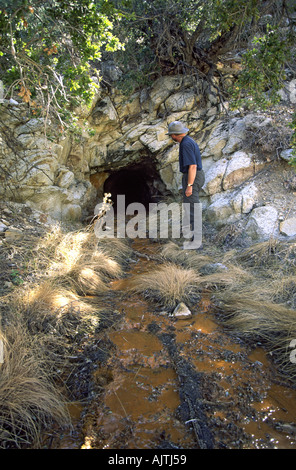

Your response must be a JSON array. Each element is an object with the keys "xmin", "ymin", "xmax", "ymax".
[
  {"xmin": 108, "ymin": 0, "xmax": 294, "ymax": 97},
  {"xmin": 0, "ymin": 0, "xmax": 295, "ymax": 155},
  {"xmin": 230, "ymin": 26, "xmax": 294, "ymax": 109},
  {"xmin": 207, "ymin": 0, "xmax": 260, "ymax": 39},
  {"xmin": 0, "ymin": 0, "xmax": 122, "ymax": 126},
  {"xmin": 227, "ymin": 21, "xmax": 296, "ymax": 170},
  {"xmin": 10, "ymin": 269, "xmax": 24, "ymax": 286}
]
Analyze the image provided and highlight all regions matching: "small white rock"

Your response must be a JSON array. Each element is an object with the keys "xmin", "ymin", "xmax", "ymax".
[{"xmin": 171, "ymin": 302, "xmax": 192, "ymax": 320}]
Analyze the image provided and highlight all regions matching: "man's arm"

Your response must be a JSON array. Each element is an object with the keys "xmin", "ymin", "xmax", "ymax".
[
  {"xmin": 187, "ymin": 165, "xmax": 197, "ymax": 185},
  {"xmin": 185, "ymin": 165, "xmax": 197, "ymax": 196}
]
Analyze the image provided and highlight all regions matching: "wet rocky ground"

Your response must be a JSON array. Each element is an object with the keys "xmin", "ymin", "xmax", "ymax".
[
  {"xmin": 42, "ymin": 239, "xmax": 296, "ymax": 450},
  {"xmin": 1, "ymin": 202, "xmax": 296, "ymax": 450}
]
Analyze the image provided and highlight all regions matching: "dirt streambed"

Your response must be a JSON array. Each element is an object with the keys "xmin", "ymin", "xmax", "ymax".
[{"xmin": 47, "ymin": 239, "xmax": 296, "ymax": 449}]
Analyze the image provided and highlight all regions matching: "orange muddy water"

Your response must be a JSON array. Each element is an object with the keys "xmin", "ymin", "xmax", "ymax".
[{"xmin": 49, "ymin": 239, "xmax": 296, "ymax": 450}]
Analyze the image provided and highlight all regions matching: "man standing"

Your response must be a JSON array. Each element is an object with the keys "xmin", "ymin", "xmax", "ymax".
[{"xmin": 166, "ymin": 121, "xmax": 205, "ymax": 248}]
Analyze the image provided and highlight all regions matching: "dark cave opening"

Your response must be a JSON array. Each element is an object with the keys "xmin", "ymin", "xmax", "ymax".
[{"xmin": 103, "ymin": 161, "xmax": 166, "ymax": 212}]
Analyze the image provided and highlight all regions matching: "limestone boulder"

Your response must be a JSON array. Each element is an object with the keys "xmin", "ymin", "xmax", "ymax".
[
  {"xmin": 222, "ymin": 118, "xmax": 246, "ymax": 155},
  {"xmin": 148, "ymin": 76, "xmax": 184, "ymax": 111},
  {"xmin": 222, "ymin": 151, "xmax": 265, "ymax": 190},
  {"xmin": 139, "ymin": 123, "xmax": 170, "ymax": 153},
  {"xmin": 55, "ymin": 168, "xmax": 75, "ymax": 188},
  {"xmin": 91, "ymin": 96, "xmax": 118, "ymax": 127},
  {"xmin": 0, "ymin": 100, "xmax": 27, "ymax": 127},
  {"xmin": 171, "ymin": 302, "xmax": 192, "ymax": 320},
  {"xmin": 241, "ymin": 182, "xmax": 258, "ymax": 214},
  {"xmin": 26, "ymin": 187, "xmax": 66, "ymax": 220},
  {"xmin": 1, "ymin": 148, "xmax": 59, "ymax": 189},
  {"xmin": 15, "ymin": 118, "xmax": 45, "ymax": 136},
  {"xmin": 203, "ymin": 150, "xmax": 265, "ymax": 197},
  {"xmin": 66, "ymin": 149, "xmax": 90, "ymax": 177},
  {"xmin": 278, "ymin": 79, "xmax": 296, "ymax": 105},
  {"xmin": 201, "ymin": 121, "xmax": 228, "ymax": 159},
  {"xmin": 86, "ymin": 141, "xmax": 108, "ymax": 168},
  {"xmin": 202, "ymin": 158, "xmax": 228, "ymax": 195},
  {"xmin": 27, "ymin": 182, "xmax": 96, "ymax": 221},
  {"xmin": 245, "ymin": 205, "xmax": 279, "ymax": 240},
  {"xmin": 157, "ymin": 144, "xmax": 179, "ymax": 167},
  {"xmin": 206, "ymin": 192, "xmax": 240, "ymax": 227},
  {"xmin": 21, "ymin": 164, "xmax": 55, "ymax": 186},
  {"xmin": 125, "ymin": 123, "xmax": 147, "ymax": 143},
  {"xmin": 64, "ymin": 182, "xmax": 96, "ymax": 207},
  {"xmin": 242, "ymin": 113, "xmax": 273, "ymax": 130},
  {"xmin": 280, "ymin": 149, "xmax": 295, "ymax": 163},
  {"xmin": 205, "ymin": 182, "xmax": 258, "ymax": 227},
  {"xmin": 106, "ymin": 140, "xmax": 126, "ymax": 162},
  {"xmin": 114, "ymin": 92, "xmax": 141, "ymax": 120},
  {"xmin": 164, "ymin": 90, "xmax": 197, "ymax": 113},
  {"xmin": 159, "ymin": 162, "xmax": 182, "ymax": 194},
  {"xmin": 280, "ymin": 217, "xmax": 296, "ymax": 237}
]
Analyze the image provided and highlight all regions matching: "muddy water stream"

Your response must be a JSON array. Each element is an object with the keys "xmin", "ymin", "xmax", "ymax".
[{"xmin": 55, "ymin": 239, "xmax": 296, "ymax": 450}]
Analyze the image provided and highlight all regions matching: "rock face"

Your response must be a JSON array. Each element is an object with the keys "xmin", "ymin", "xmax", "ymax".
[
  {"xmin": 245, "ymin": 206, "xmax": 279, "ymax": 240},
  {"xmin": 0, "ymin": 100, "xmax": 97, "ymax": 221},
  {"xmin": 0, "ymin": 75, "xmax": 295, "ymax": 240}
]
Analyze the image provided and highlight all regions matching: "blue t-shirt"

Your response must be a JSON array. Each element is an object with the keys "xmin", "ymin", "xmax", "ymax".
[{"xmin": 179, "ymin": 135, "xmax": 202, "ymax": 173}]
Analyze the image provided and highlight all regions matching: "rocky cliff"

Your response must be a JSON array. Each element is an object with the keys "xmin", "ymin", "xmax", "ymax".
[{"xmin": 0, "ymin": 74, "xmax": 295, "ymax": 242}]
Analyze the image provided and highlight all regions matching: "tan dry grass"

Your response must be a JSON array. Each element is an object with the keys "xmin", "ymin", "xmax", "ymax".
[
  {"xmin": 9, "ymin": 280, "xmax": 101, "ymax": 334},
  {"xmin": 216, "ymin": 285, "xmax": 296, "ymax": 382},
  {"xmin": 0, "ymin": 224, "xmax": 132, "ymax": 448},
  {"xmin": 212, "ymin": 238, "xmax": 296, "ymax": 377},
  {"xmin": 54, "ymin": 263, "xmax": 110, "ymax": 296},
  {"xmin": 219, "ymin": 293, "xmax": 296, "ymax": 336},
  {"xmin": 231, "ymin": 238, "xmax": 285, "ymax": 267},
  {"xmin": 128, "ymin": 262, "xmax": 201, "ymax": 310},
  {"xmin": 160, "ymin": 241, "xmax": 213, "ymax": 271},
  {"xmin": 269, "ymin": 275, "xmax": 296, "ymax": 308},
  {"xmin": 160, "ymin": 241, "xmax": 252, "ymax": 290},
  {"xmin": 31, "ymin": 225, "xmax": 131, "ymax": 280},
  {"xmin": 29, "ymin": 226, "xmax": 130, "ymax": 295},
  {"xmin": 0, "ymin": 326, "xmax": 70, "ymax": 448}
]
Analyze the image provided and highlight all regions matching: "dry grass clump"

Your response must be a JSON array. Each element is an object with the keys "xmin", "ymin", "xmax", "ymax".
[
  {"xmin": 213, "ymin": 239, "xmax": 296, "ymax": 383},
  {"xmin": 235, "ymin": 238, "xmax": 279, "ymax": 264},
  {"xmin": 218, "ymin": 292, "xmax": 296, "ymax": 336},
  {"xmin": 128, "ymin": 262, "xmax": 201, "ymax": 310},
  {"xmin": 231, "ymin": 238, "xmax": 296, "ymax": 271},
  {"xmin": 96, "ymin": 237, "xmax": 134, "ymax": 269},
  {"xmin": 54, "ymin": 263, "xmax": 110, "ymax": 296},
  {"xmin": 217, "ymin": 290, "xmax": 296, "ymax": 379},
  {"xmin": 0, "ymin": 224, "xmax": 132, "ymax": 448},
  {"xmin": 46, "ymin": 231, "xmax": 130, "ymax": 295},
  {"xmin": 8, "ymin": 280, "xmax": 100, "ymax": 335},
  {"xmin": 198, "ymin": 266, "xmax": 252, "ymax": 291},
  {"xmin": 160, "ymin": 241, "xmax": 252, "ymax": 291},
  {"xmin": 160, "ymin": 241, "xmax": 213, "ymax": 271},
  {"xmin": 270, "ymin": 275, "xmax": 296, "ymax": 309},
  {"xmin": 31, "ymin": 226, "xmax": 132, "ymax": 284},
  {"xmin": 35, "ymin": 224, "xmax": 66, "ymax": 261},
  {"xmin": 0, "ymin": 326, "xmax": 70, "ymax": 448}
]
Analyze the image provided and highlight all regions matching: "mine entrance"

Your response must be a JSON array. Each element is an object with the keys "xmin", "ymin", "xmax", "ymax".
[{"xmin": 103, "ymin": 161, "xmax": 166, "ymax": 212}]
